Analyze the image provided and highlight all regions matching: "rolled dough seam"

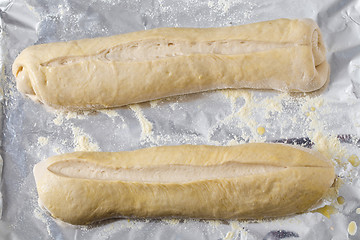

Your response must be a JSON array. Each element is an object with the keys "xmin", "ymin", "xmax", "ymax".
[
  {"xmin": 41, "ymin": 40, "xmax": 300, "ymax": 66},
  {"xmin": 48, "ymin": 160, "xmax": 286, "ymax": 182}
]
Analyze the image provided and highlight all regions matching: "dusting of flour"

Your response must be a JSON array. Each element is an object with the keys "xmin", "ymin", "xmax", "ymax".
[
  {"xmin": 71, "ymin": 126, "xmax": 100, "ymax": 151},
  {"xmin": 37, "ymin": 137, "xmax": 49, "ymax": 146},
  {"xmin": 129, "ymin": 104, "xmax": 154, "ymax": 141}
]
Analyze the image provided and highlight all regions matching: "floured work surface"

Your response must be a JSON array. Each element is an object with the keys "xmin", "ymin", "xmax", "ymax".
[{"xmin": 1, "ymin": 0, "xmax": 360, "ymax": 239}]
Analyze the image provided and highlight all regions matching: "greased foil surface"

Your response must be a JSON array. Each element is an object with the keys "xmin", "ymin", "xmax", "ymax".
[{"xmin": 1, "ymin": 0, "xmax": 360, "ymax": 239}]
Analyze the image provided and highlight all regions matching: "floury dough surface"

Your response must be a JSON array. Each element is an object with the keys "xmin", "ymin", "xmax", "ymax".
[
  {"xmin": 34, "ymin": 144, "xmax": 334, "ymax": 225},
  {"xmin": 1, "ymin": 0, "xmax": 360, "ymax": 239},
  {"xmin": 12, "ymin": 18, "xmax": 329, "ymax": 110}
]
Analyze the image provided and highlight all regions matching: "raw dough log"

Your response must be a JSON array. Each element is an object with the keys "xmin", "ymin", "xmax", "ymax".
[
  {"xmin": 13, "ymin": 18, "xmax": 329, "ymax": 110},
  {"xmin": 33, "ymin": 143, "xmax": 335, "ymax": 225}
]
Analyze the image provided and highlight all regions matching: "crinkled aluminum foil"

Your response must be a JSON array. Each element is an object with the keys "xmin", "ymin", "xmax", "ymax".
[{"xmin": 0, "ymin": 0, "xmax": 360, "ymax": 239}]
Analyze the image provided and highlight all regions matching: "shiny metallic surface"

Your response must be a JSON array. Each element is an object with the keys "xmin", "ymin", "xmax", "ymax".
[{"xmin": 0, "ymin": 0, "xmax": 360, "ymax": 239}]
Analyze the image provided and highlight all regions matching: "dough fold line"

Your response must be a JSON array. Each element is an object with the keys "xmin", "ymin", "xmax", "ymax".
[
  {"xmin": 39, "ymin": 40, "xmax": 313, "ymax": 66},
  {"xmin": 47, "ymin": 160, "xmax": 286, "ymax": 182}
]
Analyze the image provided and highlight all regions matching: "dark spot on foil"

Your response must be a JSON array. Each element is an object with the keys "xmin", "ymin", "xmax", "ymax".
[
  {"xmin": 272, "ymin": 137, "xmax": 314, "ymax": 148},
  {"xmin": 272, "ymin": 134, "xmax": 360, "ymax": 149},
  {"xmin": 263, "ymin": 230, "xmax": 299, "ymax": 240}
]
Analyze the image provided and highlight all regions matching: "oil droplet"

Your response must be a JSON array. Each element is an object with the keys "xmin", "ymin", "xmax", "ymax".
[
  {"xmin": 257, "ymin": 126, "xmax": 265, "ymax": 135},
  {"xmin": 348, "ymin": 221, "xmax": 357, "ymax": 236},
  {"xmin": 310, "ymin": 107, "xmax": 316, "ymax": 111},
  {"xmin": 224, "ymin": 231, "xmax": 234, "ymax": 239},
  {"xmin": 312, "ymin": 205, "xmax": 336, "ymax": 218},
  {"xmin": 348, "ymin": 155, "xmax": 360, "ymax": 167},
  {"xmin": 337, "ymin": 196, "xmax": 345, "ymax": 205},
  {"xmin": 334, "ymin": 157, "xmax": 341, "ymax": 164},
  {"xmin": 356, "ymin": 208, "xmax": 360, "ymax": 214},
  {"xmin": 305, "ymin": 112, "xmax": 310, "ymax": 117}
]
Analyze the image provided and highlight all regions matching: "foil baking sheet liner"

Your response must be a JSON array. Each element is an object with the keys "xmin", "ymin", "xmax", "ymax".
[{"xmin": 1, "ymin": 0, "xmax": 360, "ymax": 239}]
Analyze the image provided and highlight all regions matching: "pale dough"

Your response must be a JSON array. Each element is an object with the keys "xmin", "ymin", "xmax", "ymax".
[
  {"xmin": 13, "ymin": 18, "xmax": 329, "ymax": 110},
  {"xmin": 33, "ymin": 143, "xmax": 335, "ymax": 225}
]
